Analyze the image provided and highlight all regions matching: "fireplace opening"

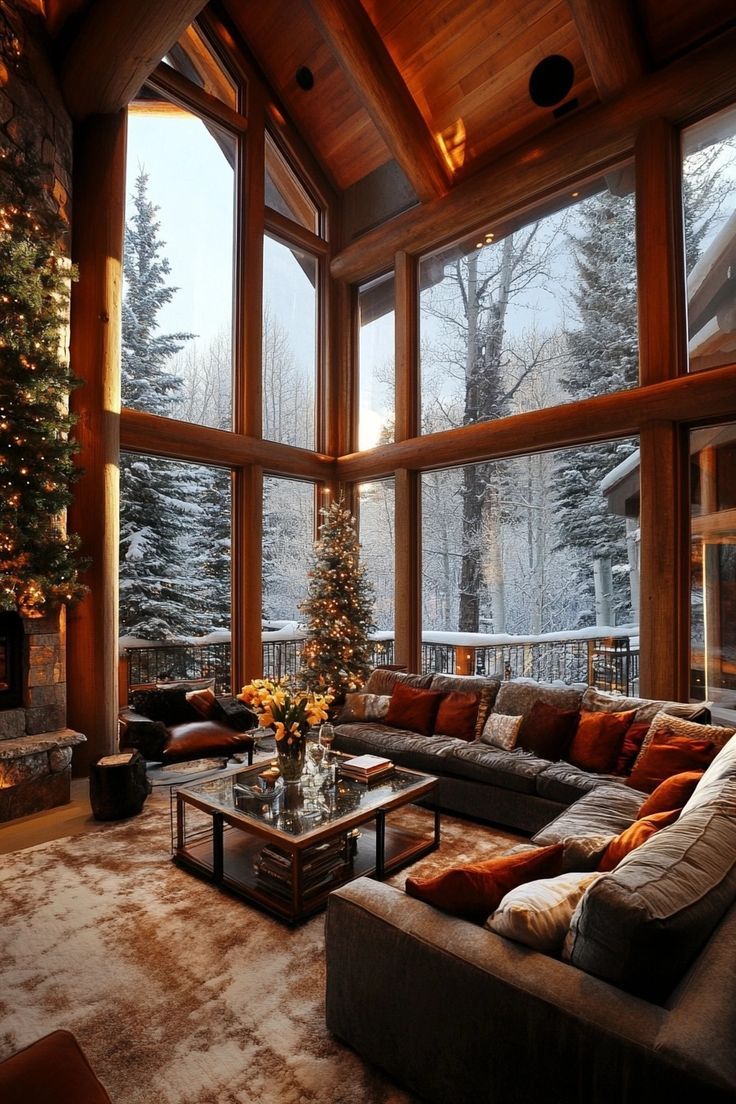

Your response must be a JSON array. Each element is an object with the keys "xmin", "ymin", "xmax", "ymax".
[{"xmin": 0, "ymin": 612, "xmax": 23, "ymax": 710}]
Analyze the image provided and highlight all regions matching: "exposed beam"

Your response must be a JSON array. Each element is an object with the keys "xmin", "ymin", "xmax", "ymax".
[
  {"xmin": 61, "ymin": 0, "xmax": 208, "ymax": 118},
  {"xmin": 303, "ymin": 0, "xmax": 451, "ymax": 202},
  {"xmin": 331, "ymin": 26, "xmax": 736, "ymax": 284},
  {"xmin": 336, "ymin": 361, "xmax": 736, "ymax": 481},
  {"xmin": 567, "ymin": 0, "xmax": 647, "ymax": 101}
]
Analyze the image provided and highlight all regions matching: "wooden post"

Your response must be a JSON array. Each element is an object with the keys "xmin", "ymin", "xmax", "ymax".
[
  {"xmin": 67, "ymin": 110, "xmax": 127, "ymax": 772},
  {"xmin": 395, "ymin": 468, "xmax": 421, "ymax": 673},
  {"xmin": 233, "ymin": 464, "xmax": 263, "ymax": 685},
  {"xmin": 455, "ymin": 646, "xmax": 475, "ymax": 676}
]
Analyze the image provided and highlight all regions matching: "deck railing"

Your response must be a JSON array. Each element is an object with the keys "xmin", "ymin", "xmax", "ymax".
[{"xmin": 120, "ymin": 628, "xmax": 637, "ymax": 701}]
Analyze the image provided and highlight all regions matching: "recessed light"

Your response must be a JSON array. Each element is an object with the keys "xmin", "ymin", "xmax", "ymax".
[
  {"xmin": 296, "ymin": 66, "xmax": 314, "ymax": 91},
  {"xmin": 529, "ymin": 55, "xmax": 575, "ymax": 108}
]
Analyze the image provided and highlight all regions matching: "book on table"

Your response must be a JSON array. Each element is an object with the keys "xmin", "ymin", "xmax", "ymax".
[{"xmin": 340, "ymin": 754, "xmax": 394, "ymax": 782}]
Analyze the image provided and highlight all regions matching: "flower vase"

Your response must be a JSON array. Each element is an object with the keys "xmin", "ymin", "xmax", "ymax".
[{"xmin": 276, "ymin": 735, "xmax": 306, "ymax": 785}]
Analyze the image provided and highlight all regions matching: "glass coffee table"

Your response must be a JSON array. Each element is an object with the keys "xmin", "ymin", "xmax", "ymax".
[{"xmin": 172, "ymin": 760, "xmax": 440, "ymax": 923}]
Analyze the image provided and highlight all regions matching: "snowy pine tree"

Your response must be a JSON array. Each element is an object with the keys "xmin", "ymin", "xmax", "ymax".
[{"xmin": 119, "ymin": 171, "xmax": 197, "ymax": 640}]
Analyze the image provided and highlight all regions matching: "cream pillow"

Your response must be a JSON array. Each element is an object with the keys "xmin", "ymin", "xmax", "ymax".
[
  {"xmin": 631, "ymin": 709, "xmax": 735, "ymax": 772},
  {"xmin": 486, "ymin": 871, "xmax": 603, "ymax": 953},
  {"xmin": 339, "ymin": 692, "xmax": 391, "ymax": 722},
  {"xmin": 481, "ymin": 712, "xmax": 523, "ymax": 750}
]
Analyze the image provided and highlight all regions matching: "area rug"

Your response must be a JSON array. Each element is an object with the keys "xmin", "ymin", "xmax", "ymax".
[{"xmin": 0, "ymin": 794, "xmax": 522, "ymax": 1104}]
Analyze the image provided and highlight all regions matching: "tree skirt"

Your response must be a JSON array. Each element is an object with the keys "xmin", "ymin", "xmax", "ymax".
[{"xmin": 0, "ymin": 795, "xmax": 522, "ymax": 1104}]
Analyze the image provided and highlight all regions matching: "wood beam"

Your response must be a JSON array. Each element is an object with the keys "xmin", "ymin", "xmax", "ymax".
[
  {"xmin": 336, "ymin": 360, "xmax": 736, "ymax": 481},
  {"xmin": 61, "ymin": 0, "xmax": 208, "ymax": 118},
  {"xmin": 66, "ymin": 111, "xmax": 127, "ymax": 772},
  {"xmin": 394, "ymin": 252, "xmax": 419, "ymax": 442},
  {"xmin": 567, "ymin": 0, "xmax": 647, "ymax": 101},
  {"xmin": 233, "ymin": 465, "xmax": 264, "ymax": 683},
  {"xmin": 394, "ymin": 469, "xmax": 421, "ymax": 672},
  {"xmin": 303, "ymin": 0, "xmax": 451, "ymax": 202},
  {"xmin": 636, "ymin": 119, "xmax": 687, "ymax": 385},
  {"xmin": 120, "ymin": 409, "xmax": 335, "ymax": 482},
  {"xmin": 331, "ymin": 27, "xmax": 736, "ymax": 284}
]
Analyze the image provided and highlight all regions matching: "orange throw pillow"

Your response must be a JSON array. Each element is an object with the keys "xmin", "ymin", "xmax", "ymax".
[
  {"xmin": 568, "ymin": 709, "xmax": 636, "ymax": 774},
  {"xmin": 405, "ymin": 844, "xmax": 564, "ymax": 922},
  {"xmin": 614, "ymin": 720, "xmax": 650, "ymax": 776},
  {"xmin": 598, "ymin": 808, "xmax": 681, "ymax": 872},
  {"xmin": 185, "ymin": 686, "xmax": 217, "ymax": 719},
  {"xmin": 626, "ymin": 731, "xmax": 716, "ymax": 794},
  {"xmin": 385, "ymin": 682, "xmax": 444, "ymax": 737},
  {"xmin": 637, "ymin": 770, "xmax": 704, "ymax": 818},
  {"xmin": 434, "ymin": 691, "xmax": 480, "ymax": 741}
]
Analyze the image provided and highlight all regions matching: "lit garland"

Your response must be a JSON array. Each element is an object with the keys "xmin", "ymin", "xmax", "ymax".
[
  {"xmin": 299, "ymin": 498, "xmax": 376, "ymax": 699},
  {"xmin": 0, "ymin": 143, "xmax": 87, "ymax": 616}
]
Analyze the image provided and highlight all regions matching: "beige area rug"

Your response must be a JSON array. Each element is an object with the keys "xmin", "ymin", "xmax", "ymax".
[{"xmin": 0, "ymin": 791, "xmax": 522, "ymax": 1104}]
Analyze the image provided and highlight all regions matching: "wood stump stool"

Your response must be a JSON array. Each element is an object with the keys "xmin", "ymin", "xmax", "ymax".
[{"xmin": 89, "ymin": 751, "xmax": 151, "ymax": 820}]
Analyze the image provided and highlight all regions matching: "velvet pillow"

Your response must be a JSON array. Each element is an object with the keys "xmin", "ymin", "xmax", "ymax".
[
  {"xmin": 636, "ymin": 770, "xmax": 704, "ymax": 818},
  {"xmin": 613, "ymin": 720, "xmax": 650, "ymax": 776},
  {"xmin": 385, "ymin": 682, "xmax": 444, "ymax": 737},
  {"xmin": 519, "ymin": 700, "xmax": 580, "ymax": 761},
  {"xmin": 434, "ymin": 691, "xmax": 480, "ymax": 741},
  {"xmin": 405, "ymin": 844, "xmax": 564, "ymax": 922},
  {"xmin": 597, "ymin": 808, "xmax": 681, "ymax": 872},
  {"xmin": 626, "ymin": 731, "xmax": 717, "ymax": 794},
  {"xmin": 567, "ymin": 709, "xmax": 636, "ymax": 774}
]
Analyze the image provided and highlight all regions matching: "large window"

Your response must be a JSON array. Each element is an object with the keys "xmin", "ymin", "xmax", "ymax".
[
  {"xmin": 358, "ymin": 274, "xmax": 395, "ymax": 449},
  {"xmin": 419, "ymin": 177, "xmax": 637, "ymax": 434},
  {"xmin": 683, "ymin": 105, "xmax": 736, "ymax": 374},
  {"xmin": 359, "ymin": 479, "xmax": 395, "ymax": 637},
  {"xmin": 262, "ymin": 477, "xmax": 315, "ymax": 623},
  {"xmin": 690, "ymin": 423, "xmax": 736, "ymax": 717},
  {"xmin": 123, "ymin": 103, "xmax": 236, "ymax": 429}
]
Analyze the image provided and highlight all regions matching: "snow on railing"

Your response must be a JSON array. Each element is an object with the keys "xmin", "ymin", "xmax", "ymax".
[{"xmin": 119, "ymin": 623, "xmax": 639, "ymax": 699}]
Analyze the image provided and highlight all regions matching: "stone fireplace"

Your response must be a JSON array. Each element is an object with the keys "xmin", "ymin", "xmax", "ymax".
[{"xmin": 0, "ymin": 608, "xmax": 85, "ymax": 822}]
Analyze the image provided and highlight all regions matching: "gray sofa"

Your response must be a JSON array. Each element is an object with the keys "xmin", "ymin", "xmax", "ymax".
[
  {"xmin": 325, "ymin": 732, "xmax": 736, "ymax": 1104},
  {"xmin": 334, "ymin": 669, "xmax": 707, "ymax": 832}
]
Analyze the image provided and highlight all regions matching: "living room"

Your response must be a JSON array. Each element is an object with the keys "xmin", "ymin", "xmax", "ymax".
[{"xmin": 2, "ymin": 0, "xmax": 736, "ymax": 1101}]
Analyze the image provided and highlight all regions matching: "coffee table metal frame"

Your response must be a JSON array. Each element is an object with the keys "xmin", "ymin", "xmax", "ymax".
[{"xmin": 172, "ymin": 761, "xmax": 440, "ymax": 923}]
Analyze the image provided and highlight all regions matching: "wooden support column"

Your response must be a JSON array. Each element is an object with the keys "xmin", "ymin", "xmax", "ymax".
[
  {"xmin": 395, "ymin": 468, "xmax": 421, "ymax": 673},
  {"xmin": 638, "ymin": 421, "xmax": 688, "ymax": 700},
  {"xmin": 233, "ymin": 464, "xmax": 263, "ymax": 684},
  {"xmin": 67, "ymin": 110, "xmax": 127, "ymax": 772},
  {"xmin": 395, "ymin": 251, "xmax": 419, "ymax": 441}
]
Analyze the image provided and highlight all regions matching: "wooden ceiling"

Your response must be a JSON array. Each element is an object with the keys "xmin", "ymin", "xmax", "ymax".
[{"xmin": 43, "ymin": 0, "xmax": 736, "ymax": 196}]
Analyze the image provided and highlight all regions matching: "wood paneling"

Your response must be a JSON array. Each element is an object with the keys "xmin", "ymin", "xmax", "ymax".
[
  {"xmin": 332, "ymin": 26, "xmax": 736, "ymax": 283},
  {"xmin": 66, "ymin": 111, "xmax": 127, "ymax": 770},
  {"xmin": 337, "ymin": 361, "xmax": 736, "ymax": 481},
  {"xmin": 61, "ymin": 0, "xmax": 208, "ymax": 117},
  {"xmin": 223, "ymin": 0, "xmax": 391, "ymax": 189},
  {"xmin": 638, "ymin": 0, "xmax": 736, "ymax": 66},
  {"xmin": 567, "ymin": 0, "xmax": 646, "ymax": 100}
]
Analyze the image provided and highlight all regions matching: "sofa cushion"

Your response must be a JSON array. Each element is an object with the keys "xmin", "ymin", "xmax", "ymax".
[
  {"xmin": 487, "ymin": 870, "xmax": 603, "ymax": 953},
  {"xmin": 627, "ymin": 732, "xmax": 717, "ymax": 793},
  {"xmin": 580, "ymin": 686, "xmax": 711, "ymax": 724},
  {"xmin": 385, "ymin": 683, "xmax": 444, "ymax": 736},
  {"xmin": 0, "ymin": 1030, "xmax": 113, "ymax": 1104},
  {"xmin": 444, "ymin": 741, "xmax": 551, "ymax": 794},
  {"xmin": 597, "ymin": 808, "xmax": 681, "ymax": 872},
  {"xmin": 434, "ymin": 691, "xmax": 480, "ymax": 741},
  {"xmin": 364, "ymin": 669, "xmax": 433, "ymax": 695},
  {"xmin": 333, "ymin": 722, "xmax": 465, "ymax": 774},
  {"xmin": 493, "ymin": 679, "xmax": 583, "ymax": 718},
  {"xmin": 637, "ymin": 771, "xmax": 704, "ymax": 818},
  {"xmin": 480, "ymin": 712, "xmax": 523, "ymax": 750},
  {"xmin": 429, "ymin": 673, "xmax": 501, "ymax": 699},
  {"xmin": 567, "ymin": 709, "xmax": 636, "ymax": 774},
  {"xmin": 338, "ymin": 692, "xmax": 391, "ymax": 723},
  {"xmin": 631, "ymin": 710, "xmax": 735, "ymax": 772},
  {"xmin": 162, "ymin": 721, "xmax": 255, "ymax": 763},
  {"xmin": 186, "ymin": 686, "xmax": 217, "ymax": 718},
  {"xmin": 564, "ymin": 778, "xmax": 736, "ymax": 1001},
  {"xmin": 129, "ymin": 686, "xmax": 200, "ymax": 726},
  {"xmin": 532, "ymin": 784, "xmax": 644, "ymax": 870},
  {"xmin": 405, "ymin": 843, "xmax": 564, "ymax": 922},
  {"xmin": 118, "ymin": 709, "xmax": 168, "ymax": 761},
  {"xmin": 519, "ymin": 700, "xmax": 580, "ymax": 760},
  {"xmin": 535, "ymin": 760, "xmax": 619, "ymax": 805},
  {"xmin": 682, "ymin": 731, "xmax": 736, "ymax": 815}
]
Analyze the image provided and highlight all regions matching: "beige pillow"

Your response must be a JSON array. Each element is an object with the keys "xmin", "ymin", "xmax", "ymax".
[
  {"xmin": 631, "ymin": 709, "xmax": 735, "ymax": 773},
  {"xmin": 339, "ymin": 692, "xmax": 391, "ymax": 723},
  {"xmin": 481, "ymin": 712, "xmax": 523, "ymax": 750},
  {"xmin": 487, "ymin": 871, "xmax": 603, "ymax": 953}
]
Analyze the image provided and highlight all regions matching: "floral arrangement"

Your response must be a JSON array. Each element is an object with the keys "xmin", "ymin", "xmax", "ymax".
[{"xmin": 237, "ymin": 678, "xmax": 333, "ymax": 745}]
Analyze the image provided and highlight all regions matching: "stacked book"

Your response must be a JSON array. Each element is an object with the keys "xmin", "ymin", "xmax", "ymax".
[
  {"xmin": 253, "ymin": 836, "xmax": 349, "ymax": 899},
  {"xmin": 340, "ymin": 754, "xmax": 394, "ymax": 783}
]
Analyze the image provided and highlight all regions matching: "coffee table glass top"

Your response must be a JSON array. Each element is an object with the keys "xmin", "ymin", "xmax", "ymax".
[{"xmin": 175, "ymin": 763, "xmax": 434, "ymax": 840}]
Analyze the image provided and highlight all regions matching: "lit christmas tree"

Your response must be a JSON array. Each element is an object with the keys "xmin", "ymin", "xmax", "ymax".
[
  {"xmin": 300, "ymin": 498, "xmax": 375, "ymax": 698},
  {"xmin": 0, "ymin": 143, "xmax": 86, "ymax": 615}
]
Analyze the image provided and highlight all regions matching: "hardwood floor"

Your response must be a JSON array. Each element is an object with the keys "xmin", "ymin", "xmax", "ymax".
[{"xmin": 0, "ymin": 778, "xmax": 98, "ymax": 856}]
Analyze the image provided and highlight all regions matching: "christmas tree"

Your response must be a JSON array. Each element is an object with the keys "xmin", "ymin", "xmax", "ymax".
[
  {"xmin": 300, "ymin": 498, "xmax": 375, "ymax": 697},
  {"xmin": 0, "ymin": 142, "xmax": 86, "ymax": 615}
]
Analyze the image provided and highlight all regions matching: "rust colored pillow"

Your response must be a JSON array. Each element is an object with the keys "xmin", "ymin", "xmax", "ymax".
[
  {"xmin": 614, "ymin": 720, "xmax": 650, "ymax": 776},
  {"xmin": 186, "ymin": 686, "xmax": 217, "ymax": 719},
  {"xmin": 636, "ymin": 770, "xmax": 704, "ymax": 818},
  {"xmin": 626, "ymin": 731, "xmax": 717, "ymax": 794},
  {"xmin": 434, "ymin": 691, "xmax": 480, "ymax": 741},
  {"xmin": 598, "ymin": 808, "xmax": 681, "ymax": 872},
  {"xmin": 405, "ymin": 844, "xmax": 564, "ymax": 922},
  {"xmin": 519, "ymin": 700, "xmax": 580, "ymax": 761},
  {"xmin": 385, "ymin": 682, "xmax": 444, "ymax": 737},
  {"xmin": 567, "ymin": 709, "xmax": 636, "ymax": 774}
]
